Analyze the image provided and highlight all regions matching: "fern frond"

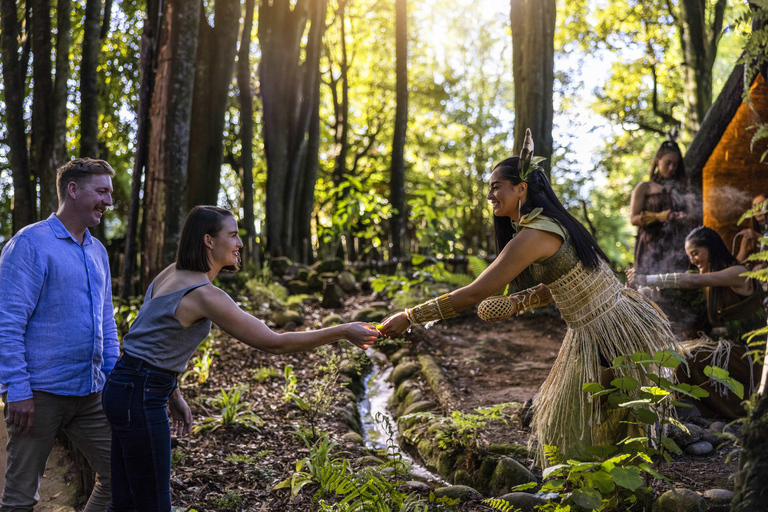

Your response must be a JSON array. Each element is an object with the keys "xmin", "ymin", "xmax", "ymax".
[
  {"xmin": 481, "ymin": 497, "xmax": 520, "ymax": 511},
  {"xmin": 468, "ymin": 255, "xmax": 490, "ymax": 277},
  {"xmin": 544, "ymin": 444, "xmax": 564, "ymax": 465}
]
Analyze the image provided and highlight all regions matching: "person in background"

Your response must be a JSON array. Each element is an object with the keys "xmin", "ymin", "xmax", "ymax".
[
  {"xmin": 629, "ymin": 140, "xmax": 691, "ymax": 274},
  {"xmin": 102, "ymin": 205, "xmax": 378, "ymax": 511},
  {"xmin": 735, "ymin": 193, "xmax": 768, "ymax": 264},
  {"xmin": 628, "ymin": 226, "xmax": 765, "ymax": 420},
  {"xmin": 0, "ymin": 158, "xmax": 118, "ymax": 512}
]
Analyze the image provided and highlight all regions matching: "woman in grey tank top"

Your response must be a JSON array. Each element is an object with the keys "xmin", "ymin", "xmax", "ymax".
[{"xmin": 102, "ymin": 206, "xmax": 378, "ymax": 511}]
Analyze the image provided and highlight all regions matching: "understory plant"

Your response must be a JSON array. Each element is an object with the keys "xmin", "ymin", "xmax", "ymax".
[
  {"xmin": 180, "ymin": 333, "xmax": 217, "ymax": 385},
  {"xmin": 483, "ymin": 349, "xmax": 742, "ymax": 512},
  {"xmin": 193, "ymin": 386, "xmax": 263, "ymax": 433}
]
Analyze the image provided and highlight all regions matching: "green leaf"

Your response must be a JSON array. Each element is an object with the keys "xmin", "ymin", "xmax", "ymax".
[
  {"xmin": 589, "ymin": 469, "xmax": 616, "ymax": 493},
  {"xmin": 611, "ymin": 375, "xmax": 639, "ymax": 390},
  {"xmin": 634, "ymin": 408, "xmax": 658, "ymax": 425},
  {"xmin": 586, "ymin": 444, "xmax": 618, "ymax": 457},
  {"xmin": 654, "ymin": 349, "xmax": 685, "ymax": 369},
  {"xmin": 411, "ymin": 254, "xmax": 426, "ymax": 265},
  {"xmin": 610, "ymin": 466, "xmax": 643, "ymax": 491},
  {"xmin": 572, "ymin": 487, "xmax": 603, "ymax": 509},
  {"xmin": 660, "ymin": 436, "xmax": 682, "ymax": 455},
  {"xmin": 704, "ymin": 365, "xmax": 745, "ymax": 399},
  {"xmin": 620, "ymin": 398, "xmax": 653, "ymax": 408},
  {"xmin": 583, "ymin": 382, "xmax": 606, "ymax": 393}
]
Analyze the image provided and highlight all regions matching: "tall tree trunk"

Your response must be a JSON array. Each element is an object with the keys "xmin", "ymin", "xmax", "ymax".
[
  {"xmin": 510, "ymin": 0, "xmax": 556, "ymax": 177},
  {"xmin": 143, "ymin": 0, "xmax": 200, "ymax": 286},
  {"xmin": 1, "ymin": 0, "xmax": 37, "ymax": 231},
  {"xmin": 331, "ymin": 0, "xmax": 350, "ymax": 187},
  {"xmin": 259, "ymin": 0, "xmax": 326, "ymax": 261},
  {"xmin": 121, "ymin": 1, "xmax": 160, "ymax": 300},
  {"xmin": 187, "ymin": 0, "xmax": 241, "ymax": 208},
  {"xmin": 390, "ymin": 0, "xmax": 407, "ymax": 259},
  {"xmin": 52, "ymin": 0, "xmax": 72, "ymax": 171},
  {"xmin": 80, "ymin": 0, "xmax": 101, "ymax": 158},
  {"xmin": 31, "ymin": 0, "xmax": 56, "ymax": 217},
  {"xmin": 676, "ymin": 0, "xmax": 727, "ymax": 139},
  {"xmin": 237, "ymin": 0, "xmax": 257, "ymax": 268}
]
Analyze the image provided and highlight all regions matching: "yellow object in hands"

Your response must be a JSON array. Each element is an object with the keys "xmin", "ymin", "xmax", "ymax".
[{"xmin": 477, "ymin": 295, "xmax": 515, "ymax": 321}]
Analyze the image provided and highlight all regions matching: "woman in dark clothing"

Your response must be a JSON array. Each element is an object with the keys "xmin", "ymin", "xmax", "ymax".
[
  {"xmin": 629, "ymin": 141, "xmax": 691, "ymax": 274},
  {"xmin": 629, "ymin": 226, "xmax": 765, "ymax": 420},
  {"xmin": 102, "ymin": 205, "xmax": 378, "ymax": 512}
]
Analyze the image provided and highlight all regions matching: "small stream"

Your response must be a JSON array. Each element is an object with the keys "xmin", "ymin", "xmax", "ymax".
[{"xmin": 357, "ymin": 356, "xmax": 448, "ymax": 486}]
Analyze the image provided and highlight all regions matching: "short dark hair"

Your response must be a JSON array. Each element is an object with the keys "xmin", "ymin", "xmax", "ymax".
[
  {"xmin": 176, "ymin": 205, "xmax": 237, "ymax": 272},
  {"xmin": 56, "ymin": 158, "xmax": 116, "ymax": 203}
]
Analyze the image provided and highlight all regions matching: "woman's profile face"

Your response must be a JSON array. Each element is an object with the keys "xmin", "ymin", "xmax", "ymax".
[
  {"xmin": 685, "ymin": 241, "xmax": 710, "ymax": 273},
  {"xmin": 753, "ymin": 194, "xmax": 767, "ymax": 224},
  {"xmin": 657, "ymin": 152, "xmax": 680, "ymax": 179},
  {"xmin": 487, "ymin": 168, "xmax": 520, "ymax": 219}
]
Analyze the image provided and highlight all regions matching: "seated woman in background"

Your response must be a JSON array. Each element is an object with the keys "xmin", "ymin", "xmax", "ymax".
[
  {"xmin": 735, "ymin": 193, "xmax": 767, "ymax": 264},
  {"xmin": 629, "ymin": 140, "xmax": 692, "ymax": 275},
  {"xmin": 628, "ymin": 226, "xmax": 765, "ymax": 420},
  {"xmin": 102, "ymin": 205, "xmax": 379, "ymax": 512}
]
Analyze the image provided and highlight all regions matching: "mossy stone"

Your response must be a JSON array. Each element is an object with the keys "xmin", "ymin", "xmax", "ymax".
[
  {"xmin": 338, "ymin": 271, "xmax": 357, "ymax": 293},
  {"xmin": 312, "ymin": 258, "xmax": 345, "ymax": 273},
  {"xmin": 396, "ymin": 389, "xmax": 425, "ymax": 416},
  {"xmin": 286, "ymin": 280, "xmax": 310, "ymax": 295},
  {"xmin": 402, "ymin": 400, "xmax": 437, "ymax": 416},
  {"xmin": 399, "ymin": 413, "xmax": 426, "ymax": 430},
  {"xmin": 273, "ymin": 309, "xmax": 302, "ymax": 327},
  {"xmin": 352, "ymin": 308, "xmax": 389, "ymax": 323},
  {"xmin": 453, "ymin": 469, "xmax": 472, "ymax": 486},
  {"xmin": 498, "ymin": 492, "xmax": 548, "ymax": 512},
  {"xmin": 321, "ymin": 282, "xmax": 343, "ymax": 308},
  {"xmin": 487, "ymin": 442, "xmax": 531, "ymax": 458},
  {"xmin": 652, "ymin": 488, "xmax": 707, "ymax": 512},
  {"xmin": 356, "ymin": 455, "xmax": 385, "ymax": 466},
  {"xmin": 390, "ymin": 348, "xmax": 412, "ymax": 366},
  {"xmin": 321, "ymin": 313, "xmax": 345, "ymax": 327},
  {"xmin": 336, "ymin": 407, "xmax": 361, "ymax": 433},
  {"xmin": 307, "ymin": 271, "xmax": 323, "ymax": 290},
  {"xmin": 490, "ymin": 457, "xmax": 537, "ymax": 494},
  {"xmin": 390, "ymin": 361, "xmax": 420, "ymax": 387},
  {"xmin": 395, "ymin": 379, "xmax": 418, "ymax": 401},
  {"xmin": 269, "ymin": 256, "xmax": 292, "ymax": 276},
  {"xmin": 296, "ymin": 268, "xmax": 310, "ymax": 281},
  {"xmin": 437, "ymin": 451, "xmax": 456, "ymax": 476},
  {"xmin": 417, "ymin": 439, "xmax": 434, "ymax": 460},
  {"xmin": 341, "ymin": 432, "xmax": 363, "ymax": 444},
  {"xmin": 432, "ymin": 485, "xmax": 481, "ymax": 503}
]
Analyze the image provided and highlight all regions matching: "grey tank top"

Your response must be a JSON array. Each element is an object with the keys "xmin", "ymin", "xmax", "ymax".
[{"xmin": 122, "ymin": 280, "xmax": 213, "ymax": 372}]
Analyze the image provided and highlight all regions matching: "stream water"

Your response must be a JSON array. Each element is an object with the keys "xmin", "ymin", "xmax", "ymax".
[{"xmin": 357, "ymin": 358, "xmax": 448, "ymax": 485}]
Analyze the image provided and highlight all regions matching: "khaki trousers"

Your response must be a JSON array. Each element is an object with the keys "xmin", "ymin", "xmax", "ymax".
[{"xmin": 1, "ymin": 391, "xmax": 111, "ymax": 512}]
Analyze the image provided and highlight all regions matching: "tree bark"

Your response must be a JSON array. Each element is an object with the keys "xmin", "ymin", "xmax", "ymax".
[
  {"xmin": 390, "ymin": 0, "xmax": 408, "ymax": 258},
  {"xmin": 80, "ymin": 0, "xmax": 101, "ymax": 158},
  {"xmin": 676, "ymin": 0, "xmax": 727, "ymax": 138},
  {"xmin": 1, "ymin": 0, "xmax": 37, "ymax": 231},
  {"xmin": 52, "ymin": 0, "xmax": 72, "ymax": 172},
  {"xmin": 31, "ymin": 0, "xmax": 56, "ymax": 216},
  {"xmin": 510, "ymin": 0, "xmax": 556, "ymax": 177},
  {"xmin": 259, "ymin": 0, "xmax": 327, "ymax": 261},
  {"xmin": 331, "ymin": 0, "xmax": 350, "ymax": 188},
  {"xmin": 143, "ymin": 0, "xmax": 200, "ymax": 286},
  {"xmin": 187, "ymin": 0, "xmax": 241, "ymax": 208},
  {"xmin": 121, "ymin": 3, "xmax": 159, "ymax": 300},
  {"xmin": 236, "ymin": 0, "xmax": 257, "ymax": 268}
]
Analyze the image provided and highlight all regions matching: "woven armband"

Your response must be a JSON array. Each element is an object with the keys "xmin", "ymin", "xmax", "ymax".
[
  {"xmin": 646, "ymin": 273, "xmax": 683, "ymax": 288},
  {"xmin": 405, "ymin": 293, "xmax": 458, "ymax": 325}
]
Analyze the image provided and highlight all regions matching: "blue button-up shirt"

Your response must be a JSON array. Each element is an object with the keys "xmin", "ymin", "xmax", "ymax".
[{"xmin": 0, "ymin": 214, "xmax": 119, "ymax": 402}]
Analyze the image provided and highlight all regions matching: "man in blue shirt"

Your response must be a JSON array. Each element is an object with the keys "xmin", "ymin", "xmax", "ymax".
[{"xmin": 0, "ymin": 158, "xmax": 119, "ymax": 512}]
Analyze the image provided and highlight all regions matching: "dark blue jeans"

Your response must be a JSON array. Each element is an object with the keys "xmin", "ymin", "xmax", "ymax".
[{"xmin": 102, "ymin": 356, "xmax": 177, "ymax": 512}]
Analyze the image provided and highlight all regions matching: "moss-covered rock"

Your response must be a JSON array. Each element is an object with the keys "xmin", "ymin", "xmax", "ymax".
[
  {"xmin": 453, "ymin": 469, "xmax": 472, "ymax": 486},
  {"xmin": 498, "ymin": 492, "xmax": 548, "ymax": 512},
  {"xmin": 396, "ymin": 388, "xmax": 425, "ymax": 416},
  {"xmin": 652, "ymin": 488, "xmax": 706, "ymax": 512},
  {"xmin": 487, "ymin": 442, "xmax": 531, "ymax": 458},
  {"xmin": 335, "ymin": 406, "xmax": 362, "ymax": 434},
  {"xmin": 269, "ymin": 256, "xmax": 292, "ymax": 276},
  {"xmin": 490, "ymin": 457, "xmax": 537, "ymax": 494},
  {"xmin": 402, "ymin": 400, "xmax": 437, "ymax": 416},
  {"xmin": 390, "ymin": 348, "xmax": 412, "ymax": 366},
  {"xmin": 437, "ymin": 451, "xmax": 457, "ymax": 476},
  {"xmin": 356, "ymin": 455, "xmax": 386, "ymax": 467},
  {"xmin": 390, "ymin": 361, "xmax": 420, "ymax": 387},
  {"xmin": 321, "ymin": 313, "xmax": 345, "ymax": 327},
  {"xmin": 338, "ymin": 271, "xmax": 357, "ymax": 293},
  {"xmin": 341, "ymin": 432, "xmax": 363, "ymax": 444},
  {"xmin": 432, "ymin": 485, "xmax": 481, "ymax": 503},
  {"xmin": 273, "ymin": 309, "xmax": 302, "ymax": 327},
  {"xmin": 307, "ymin": 271, "xmax": 323, "ymax": 290},
  {"xmin": 352, "ymin": 308, "xmax": 389, "ymax": 323},
  {"xmin": 312, "ymin": 258, "xmax": 345, "ymax": 273},
  {"xmin": 286, "ymin": 280, "xmax": 310, "ymax": 295},
  {"xmin": 321, "ymin": 282, "xmax": 343, "ymax": 308},
  {"xmin": 296, "ymin": 268, "xmax": 310, "ymax": 281},
  {"xmin": 417, "ymin": 438, "xmax": 434, "ymax": 461},
  {"xmin": 394, "ymin": 379, "xmax": 419, "ymax": 402}
]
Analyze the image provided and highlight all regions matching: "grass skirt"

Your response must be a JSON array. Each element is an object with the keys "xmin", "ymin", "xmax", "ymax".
[{"xmin": 529, "ymin": 261, "xmax": 679, "ymax": 465}]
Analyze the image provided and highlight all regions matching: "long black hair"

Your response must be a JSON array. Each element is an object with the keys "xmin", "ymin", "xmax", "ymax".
[
  {"xmin": 684, "ymin": 226, "xmax": 739, "ymax": 273},
  {"xmin": 492, "ymin": 156, "xmax": 608, "ymax": 270}
]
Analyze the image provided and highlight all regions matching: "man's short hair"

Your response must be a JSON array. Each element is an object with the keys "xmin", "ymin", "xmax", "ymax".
[{"xmin": 56, "ymin": 158, "xmax": 116, "ymax": 203}]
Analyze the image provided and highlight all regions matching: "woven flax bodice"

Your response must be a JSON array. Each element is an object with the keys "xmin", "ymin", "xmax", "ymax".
[{"xmin": 530, "ymin": 237, "xmax": 624, "ymax": 330}]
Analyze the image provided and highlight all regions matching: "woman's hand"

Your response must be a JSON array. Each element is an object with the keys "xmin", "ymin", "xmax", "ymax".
[
  {"xmin": 625, "ymin": 268, "xmax": 646, "ymax": 287},
  {"xmin": 344, "ymin": 322, "xmax": 379, "ymax": 350},
  {"xmin": 668, "ymin": 210, "xmax": 685, "ymax": 222},
  {"xmin": 169, "ymin": 388, "xmax": 193, "ymax": 436},
  {"xmin": 737, "ymin": 228, "xmax": 759, "ymax": 240},
  {"xmin": 378, "ymin": 312, "xmax": 411, "ymax": 337}
]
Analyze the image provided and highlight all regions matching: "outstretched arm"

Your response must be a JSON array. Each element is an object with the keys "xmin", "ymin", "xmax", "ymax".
[
  {"xmin": 627, "ymin": 266, "xmax": 753, "ymax": 296},
  {"xmin": 185, "ymin": 286, "xmax": 379, "ymax": 353},
  {"xmin": 380, "ymin": 228, "xmax": 562, "ymax": 336}
]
